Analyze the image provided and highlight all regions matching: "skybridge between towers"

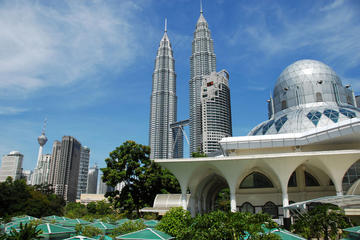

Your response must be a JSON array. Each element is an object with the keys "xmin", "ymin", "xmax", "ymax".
[{"xmin": 170, "ymin": 119, "xmax": 190, "ymax": 158}]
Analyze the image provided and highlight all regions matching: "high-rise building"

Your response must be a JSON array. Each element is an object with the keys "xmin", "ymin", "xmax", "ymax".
[
  {"xmin": 22, "ymin": 169, "xmax": 33, "ymax": 185},
  {"xmin": 52, "ymin": 136, "xmax": 81, "ymax": 202},
  {"xmin": 98, "ymin": 174, "xmax": 113, "ymax": 194},
  {"xmin": 189, "ymin": 8, "xmax": 217, "ymax": 154},
  {"xmin": 77, "ymin": 146, "xmax": 90, "ymax": 199},
  {"xmin": 149, "ymin": 20, "xmax": 180, "ymax": 159},
  {"xmin": 201, "ymin": 70, "xmax": 232, "ymax": 154},
  {"xmin": 86, "ymin": 164, "xmax": 98, "ymax": 194},
  {"xmin": 48, "ymin": 140, "xmax": 61, "ymax": 185},
  {"xmin": 0, "ymin": 151, "xmax": 23, "ymax": 182},
  {"xmin": 32, "ymin": 154, "xmax": 51, "ymax": 185}
]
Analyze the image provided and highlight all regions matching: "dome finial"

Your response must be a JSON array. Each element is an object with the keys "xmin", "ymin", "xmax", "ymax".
[
  {"xmin": 164, "ymin": 18, "xmax": 167, "ymax": 32},
  {"xmin": 200, "ymin": 0, "xmax": 203, "ymax": 14}
]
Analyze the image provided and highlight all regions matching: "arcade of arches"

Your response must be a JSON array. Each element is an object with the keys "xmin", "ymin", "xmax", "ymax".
[{"xmin": 157, "ymin": 150, "xmax": 360, "ymax": 219}]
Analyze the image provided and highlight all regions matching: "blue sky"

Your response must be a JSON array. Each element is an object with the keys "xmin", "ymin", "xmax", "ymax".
[{"xmin": 0, "ymin": 0, "xmax": 359, "ymax": 171}]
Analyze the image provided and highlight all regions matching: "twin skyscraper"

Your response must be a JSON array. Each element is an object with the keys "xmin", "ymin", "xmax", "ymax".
[{"xmin": 149, "ymin": 7, "xmax": 232, "ymax": 159}]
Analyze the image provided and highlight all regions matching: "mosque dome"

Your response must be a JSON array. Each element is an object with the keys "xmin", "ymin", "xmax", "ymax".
[
  {"xmin": 249, "ymin": 59, "xmax": 359, "ymax": 136},
  {"xmin": 38, "ymin": 133, "xmax": 48, "ymax": 146}
]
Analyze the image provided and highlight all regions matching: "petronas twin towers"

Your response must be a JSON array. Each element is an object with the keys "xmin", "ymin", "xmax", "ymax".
[{"xmin": 149, "ymin": 8, "xmax": 232, "ymax": 159}]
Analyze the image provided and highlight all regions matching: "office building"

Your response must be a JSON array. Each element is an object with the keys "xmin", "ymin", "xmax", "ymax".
[
  {"xmin": 189, "ymin": 7, "xmax": 217, "ymax": 154},
  {"xmin": 98, "ymin": 174, "xmax": 113, "ymax": 194},
  {"xmin": 22, "ymin": 169, "xmax": 33, "ymax": 185},
  {"xmin": 48, "ymin": 140, "xmax": 61, "ymax": 185},
  {"xmin": 86, "ymin": 164, "xmax": 98, "ymax": 194},
  {"xmin": 201, "ymin": 70, "xmax": 232, "ymax": 154},
  {"xmin": 52, "ymin": 136, "xmax": 81, "ymax": 202},
  {"xmin": 0, "ymin": 151, "xmax": 23, "ymax": 182},
  {"xmin": 77, "ymin": 146, "xmax": 90, "ymax": 199},
  {"xmin": 149, "ymin": 20, "xmax": 180, "ymax": 159}
]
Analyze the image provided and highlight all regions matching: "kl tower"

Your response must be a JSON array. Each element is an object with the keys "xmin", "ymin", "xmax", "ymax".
[
  {"xmin": 32, "ymin": 119, "xmax": 48, "ymax": 185},
  {"xmin": 37, "ymin": 119, "xmax": 48, "ymax": 163}
]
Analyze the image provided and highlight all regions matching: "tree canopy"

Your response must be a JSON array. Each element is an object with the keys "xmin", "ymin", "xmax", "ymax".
[
  {"xmin": 292, "ymin": 203, "xmax": 351, "ymax": 239},
  {"xmin": 101, "ymin": 140, "xmax": 180, "ymax": 217},
  {"xmin": 0, "ymin": 177, "xmax": 65, "ymax": 219},
  {"xmin": 157, "ymin": 207, "xmax": 280, "ymax": 240}
]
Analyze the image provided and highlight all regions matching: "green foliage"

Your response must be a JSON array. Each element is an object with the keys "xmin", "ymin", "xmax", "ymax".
[
  {"xmin": 156, "ymin": 207, "xmax": 194, "ymax": 240},
  {"xmin": 215, "ymin": 188, "xmax": 230, "ymax": 211},
  {"xmin": 75, "ymin": 224, "xmax": 102, "ymax": 237},
  {"xmin": 191, "ymin": 148, "xmax": 207, "ymax": 158},
  {"xmin": 101, "ymin": 140, "xmax": 180, "ymax": 217},
  {"xmin": 7, "ymin": 222, "xmax": 42, "ymax": 240},
  {"xmin": 142, "ymin": 213, "xmax": 157, "ymax": 220},
  {"xmin": 66, "ymin": 201, "xmax": 115, "ymax": 220},
  {"xmin": 157, "ymin": 208, "xmax": 279, "ymax": 240},
  {"xmin": 64, "ymin": 202, "xmax": 87, "ymax": 218},
  {"xmin": 111, "ymin": 220, "xmax": 146, "ymax": 237},
  {"xmin": 292, "ymin": 203, "xmax": 351, "ymax": 240},
  {"xmin": 0, "ymin": 177, "xmax": 65, "ymax": 218}
]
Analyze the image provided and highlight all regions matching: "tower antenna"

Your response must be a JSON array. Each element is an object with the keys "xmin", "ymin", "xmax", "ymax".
[
  {"xmin": 200, "ymin": 0, "xmax": 203, "ymax": 14},
  {"xmin": 42, "ymin": 118, "xmax": 47, "ymax": 134},
  {"xmin": 164, "ymin": 18, "xmax": 167, "ymax": 32}
]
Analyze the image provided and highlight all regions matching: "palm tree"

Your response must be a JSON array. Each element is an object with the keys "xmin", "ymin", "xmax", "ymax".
[{"xmin": 7, "ymin": 222, "xmax": 42, "ymax": 240}]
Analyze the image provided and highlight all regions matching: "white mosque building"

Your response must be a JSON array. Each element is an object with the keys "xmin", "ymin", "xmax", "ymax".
[{"xmin": 155, "ymin": 59, "xmax": 360, "ymax": 224}]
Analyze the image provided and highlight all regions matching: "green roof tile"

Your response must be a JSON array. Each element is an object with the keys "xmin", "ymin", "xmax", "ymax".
[
  {"xmin": 64, "ymin": 235, "xmax": 97, "ymax": 240},
  {"xmin": 88, "ymin": 222, "xmax": 116, "ymax": 230},
  {"xmin": 116, "ymin": 228, "xmax": 174, "ymax": 240},
  {"xmin": 36, "ymin": 223, "xmax": 76, "ymax": 235},
  {"xmin": 343, "ymin": 226, "xmax": 360, "ymax": 235}
]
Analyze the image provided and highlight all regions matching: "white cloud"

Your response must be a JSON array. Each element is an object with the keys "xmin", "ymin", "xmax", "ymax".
[
  {"xmin": 228, "ymin": 1, "xmax": 360, "ymax": 69},
  {"xmin": 0, "ymin": 106, "xmax": 28, "ymax": 115},
  {"xmin": 0, "ymin": 0, "xmax": 146, "ymax": 98}
]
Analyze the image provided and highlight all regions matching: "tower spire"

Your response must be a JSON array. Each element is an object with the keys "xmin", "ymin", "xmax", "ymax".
[
  {"xmin": 42, "ymin": 118, "xmax": 47, "ymax": 134},
  {"xmin": 164, "ymin": 18, "xmax": 167, "ymax": 32},
  {"xmin": 200, "ymin": 0, "xmax": 203, "ymax": 14}
]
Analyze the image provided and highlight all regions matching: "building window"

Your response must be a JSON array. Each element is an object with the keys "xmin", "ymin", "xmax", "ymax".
[
  {"xmin": 306, "ymin": 111, "xmax": 322, "ymax": 126},
  {"xmin": 323, "ymin": 109, "xmax": 339, "ymax": 123},
  {"xmin": 339, "ymin": 108, "xmax": 356, "ymax": 119},
  {"xmin": 240, "ymin": 172, "xmax": 274, "ymax": 188},
  {"xmin": 316, "ymin": 92, "xmax": 323, "ymax": 102},
  {"xmin": 262, "ymin": 201, "xmax": 278, "ymax": 218},
  {"xmin": 281, "ymin": 100, "xmax": 287, "ymax": 110},
  {"xmin": 305, "ymin": 171, "xmax": 320, "ymax": 186},
  {"xmin": 288, "ymin": 172, "xmax": 297, "ymax": 187},
  {"xmin": 275, "ymin": 115, "xmax": 288, "ymax": 132},
  {"xmin": 241, "ymin": 202, "xmax": 255, "ymax": 213},
  {"xmin": 347, "ymin": 96, "xmax": 353, "ymax": 105},
  {"xmin": 262, "ymin": 120, "xmax": 274, "ymax": 135}
]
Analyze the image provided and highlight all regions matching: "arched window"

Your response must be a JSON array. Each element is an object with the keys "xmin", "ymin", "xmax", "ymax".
[
  {"xmin": 316, "ymin": 92, "xmax": 323, "ymax": 102},
  {"xmin": 281, "ymin": 100, "xmax": 287, "ymax": 110},
  {"xmin": 241, "ymin": 202, "xmax": 255, "ymax": 213},
  {"xmin": 342, "ymin": 159, "xmax": 360, "ymax": 189},
  {"xmin": 240, "ymin": 172, "xmax": 274, "ymax": 189},
  {"xmin": 305, "ymin": 171, "xmax": 320, "ymax": 186},
  {"xmin": 262, "ymin": 201, "xmax": 278, "ymax": 218},
  {"xmin": 288, "ymin": 172, "xmax": 297, "ymax": 187}
]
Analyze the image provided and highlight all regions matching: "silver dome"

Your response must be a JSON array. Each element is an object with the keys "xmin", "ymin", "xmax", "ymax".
[
  {"xmin": 37, "ymin": 133, "xmax": 48, "ymax": 146},
  {"xmin": 272, "ymin": 59, "xmax": 353, "ymax": 114},
  {"xmin": 249, "ymin": 59, "xmax": 359, "ymax": 136}
]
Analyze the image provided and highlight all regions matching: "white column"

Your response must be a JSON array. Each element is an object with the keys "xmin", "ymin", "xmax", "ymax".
[
  {"xmin": 181, "ymin": 185, "xmax": 187, "ymax": 210},
  {"xmin": 282, "ymin": 191, "xmax": 290, "ymax": 218},
  {"xmin": 230, "ymin": 187, "xmax": 237, "ymax": 212},
  {"xmin": 334, "ymin": 179, "xmax": 344, "ymax": 196}
]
